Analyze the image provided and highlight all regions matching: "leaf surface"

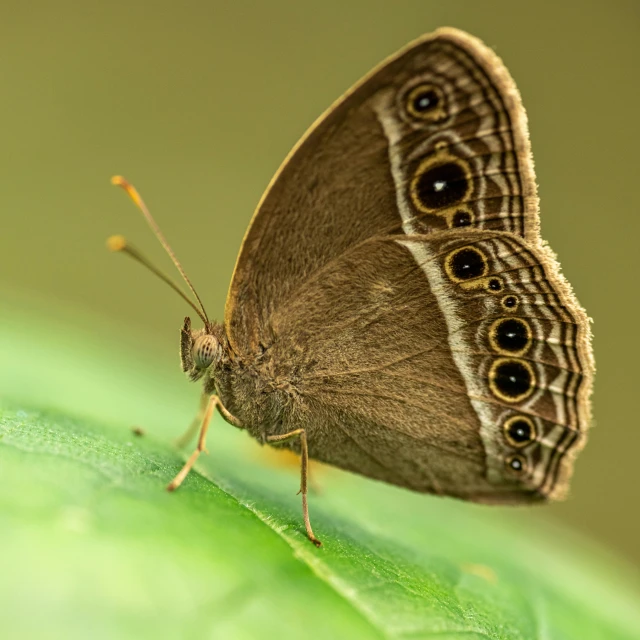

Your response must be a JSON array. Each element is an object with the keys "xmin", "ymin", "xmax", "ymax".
[{"xmin": 1, "ymin": 298, "xmax": 638, "ymax": 640}]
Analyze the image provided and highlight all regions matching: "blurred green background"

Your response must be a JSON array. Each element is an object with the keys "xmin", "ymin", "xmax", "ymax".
[{"xmin": 1, "ymin": 0, "xmax": 638, "ymax": 567}]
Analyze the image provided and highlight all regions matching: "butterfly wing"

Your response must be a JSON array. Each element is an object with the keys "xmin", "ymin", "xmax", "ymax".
[
  {"xmin": 225, "ymin": 28, "xmax": 539, "ymax": 356},
  {"xmin": 267, "ymin": 230, "xmax": 592, "ymax": 502}
]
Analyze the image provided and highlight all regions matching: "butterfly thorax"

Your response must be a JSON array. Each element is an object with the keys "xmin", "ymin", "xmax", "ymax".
[
  {"xmin": 203, "ymin": 335, "xmax": 304, "ymax": 444},
  {"xmin": 179, "ymin": 313, "xmax": 294, "ymax": 442}
]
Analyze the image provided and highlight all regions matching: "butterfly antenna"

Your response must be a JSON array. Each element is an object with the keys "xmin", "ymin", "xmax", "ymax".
[
  {"xmin": 110, "ymin": 176, "xmax": 211, "ymax": 329},
  {"xmin": 106, "ymin": 235, "xmax": 209, "ymax": 326}
]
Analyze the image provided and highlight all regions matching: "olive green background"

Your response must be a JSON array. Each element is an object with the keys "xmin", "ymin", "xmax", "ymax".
[{"xmin": 1, "ymin": 0, "xmax": 638, "ymax": 567}]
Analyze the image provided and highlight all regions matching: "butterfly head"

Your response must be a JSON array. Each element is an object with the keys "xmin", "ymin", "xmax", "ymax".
[{"xmin": 180, "ymin": 317, "xmax": 222, "ymax": 382}]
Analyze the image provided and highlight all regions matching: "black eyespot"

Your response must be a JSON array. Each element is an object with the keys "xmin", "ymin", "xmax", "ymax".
[
  {"xmin": 489, "ymin": 358, "xmax": 535, "ymax": 402},
  {"xmin": 511, "ymin": 422, "xmax": 530, "ymax": 441},
  {"xmin": 506, "ymin": 455, "xmax": 526, "ymax": 474},
  {"xmin": 491, "ymin": 318, "xmax": 531, "ymax": 354},
  {"xmin": 446, "ymin": 247, "xmax": 487, "ymax": 281},
  {"xmin": 452, "ymin": 210, "xmax": 472, "ymax": 227},
  {"xmin": 405, "ymin": 84, "xmax": 446, "ymax": 121},
  {"xmin": 504, "ymin": 416, "xmax": 536, "ymax": 447},
  {"xmin": 502, "ymin": 295, "xmax": 518, "ymax": 310},
  {"xmin": 413, "ymin": 162, "xmax": 469, "ymax": 210},
  {"xmin": 488, "ymin": 278, "xmax": 503, "ymax": 292},
  {"xmin": 413, "ymin": 89, "xmax": 438, "ymax": 113}
]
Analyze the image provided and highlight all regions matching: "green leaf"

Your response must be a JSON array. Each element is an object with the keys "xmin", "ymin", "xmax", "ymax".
[{"xmin": 1, "ymin": 295, "xmax": 639, "ymax": 640}]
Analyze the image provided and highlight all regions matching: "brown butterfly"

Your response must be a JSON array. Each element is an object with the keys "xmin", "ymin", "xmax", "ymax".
[{"xmin": 109, "ymin": 28, "xmax": 594, "ymax": 547}]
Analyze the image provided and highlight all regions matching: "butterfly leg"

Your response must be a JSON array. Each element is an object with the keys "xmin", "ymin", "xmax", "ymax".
[
  {"xmin": 175, "ymin": 391, "xmax": 244, "ymax": 450},
  {"xmin": 266, "ymin": 429, "xmax": 322, "ymax": 547},
  {"xmin": 174, "ymin": 392, "xmax": 210, "ymax": 449},
  {"xmin": 216, "ymin": 398, "xmax": 243, "ymax": 429},
  {"xmin": 167, "ymin": 395, "xmax": 243, "ymax": 491}
]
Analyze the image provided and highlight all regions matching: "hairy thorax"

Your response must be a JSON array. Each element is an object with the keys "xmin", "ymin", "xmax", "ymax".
[{"xmin": 204, "ymin": 342, "xmax": 306, "ymax": 443}]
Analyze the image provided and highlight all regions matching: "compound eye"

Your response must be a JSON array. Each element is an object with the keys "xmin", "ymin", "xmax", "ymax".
[{"xmin": 193, "ymin": 335, "xmax": 218, "ymax": 369}]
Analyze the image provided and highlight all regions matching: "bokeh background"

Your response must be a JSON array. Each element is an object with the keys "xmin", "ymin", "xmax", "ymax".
[{"xmin": 1, "ymin": 0, "xmax": 638, "ymax": 566}]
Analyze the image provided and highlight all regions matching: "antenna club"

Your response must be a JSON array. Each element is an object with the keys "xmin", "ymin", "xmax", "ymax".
[
  {"xmin": 107, "ymin": 235, "xmax": 128, "ymax": 252},
  {"xmin": 111, "ymin": 175, "xmax": 143, "ymax": 208},
  {"xmin": 108, "ymin": 175, "xmax": 211, "ymax": 326}
]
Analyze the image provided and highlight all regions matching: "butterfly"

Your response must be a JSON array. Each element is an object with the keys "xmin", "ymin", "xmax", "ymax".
[{"xmin": 109, "ymin": 27, "xmax": 594, "ymax": 547}]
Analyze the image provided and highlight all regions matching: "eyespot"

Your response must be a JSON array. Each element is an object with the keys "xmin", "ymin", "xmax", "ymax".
[
  {"xmin": 488, "ymin": 357, "xmax": 536, "ymax": 403},
  {"xmin": 489, "ymin": 318, "xmax": 532, "ymax": 356},
  {"xmin": 405, "ymin": 83, "xmax": 447, "ymax": 122},
  {"xmin": 504, "ymin": 415, "xmax": 537, "ymax": 447},
  {"xmin": 451, "ymin": 208, "xmax": 474, "ymax": 228},
  {"xmin": 193, "ymin": 335, "xmax": 218, "ymax": 369},
  {"xmin": 487, "ymin": 277, "xmax": 503, "ymax": 293},
  {"xmin": 501, "ymin": 295, "xmax": 519, "ymax": 311},
  {"xmin": 444, "ymin": 246, "xmax": 488, "ymax": 282},
  {"xmin": 505, "ymin": 454, "xmax": 527, "ymax": 475},
  {"xmin": 410, "ymin": 160, "xmax": 470, "ymax": 212}
]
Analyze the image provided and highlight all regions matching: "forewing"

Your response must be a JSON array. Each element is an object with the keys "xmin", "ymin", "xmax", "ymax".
[{"xmin": 226, "ymin": 28, "xmax": 539, "ymax": 355}]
